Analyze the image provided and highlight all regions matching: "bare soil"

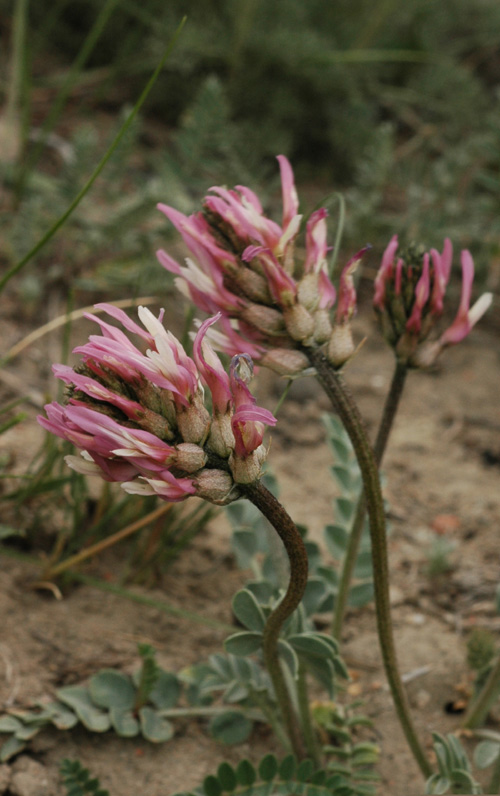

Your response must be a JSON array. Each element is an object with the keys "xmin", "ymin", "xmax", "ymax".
[{"xmin": 0, "ymin": 304, "xmax": 499, "ymax": 796}]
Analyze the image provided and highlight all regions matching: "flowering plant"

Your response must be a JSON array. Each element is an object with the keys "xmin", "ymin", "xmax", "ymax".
[{"xmin": 34, "ymin": 155, "xmax": 496, "ymax": 794}]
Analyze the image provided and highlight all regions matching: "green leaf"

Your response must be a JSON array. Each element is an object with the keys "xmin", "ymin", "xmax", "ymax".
[
  {"xmin": 279, "ymin": 754, "xmax": 296, "ymax": 780},
  {"xmin": 348, "ymin": 582, "xmax": 374, "ymax": 607},
  {"xmin": 474, "ymin": 740, "xmax": 500, "ymax": 769},
  {"xmin": 109, "ymin": 707, "xmax": 139, "ymax": 737},
  {"xmin": 336, "ymin": 497, "xmax": 354, "ymax": 523},
  {"xmin": 0, "ymin": 735, "xmax": 26, "ymax": 761},
  {"xmin": 246, "ymin": 580, "xmax": 274, "ymax": 604},
  {"xmin": 138, "ymin": 706, "xmax": 173, "ymax": 742},
  {"xmin": 209, "ymin": 711, "xmax": 252, "ymax": 745},
  {"xmin": 236, "ymin": 759, "xmax": 256, "ymax": 786},
  {"xmin": 332, "ymin": 466, "xmax": 352, "ymax": 491},
  {"xmin": 232, "ymin": 589, "xmax": 266, "ymax": 632},
  {"xmin": 277, "ymin": 640, "xmax": 299, "ymax": 678},
  {"xmin": 324, "ymin": 524, "xmax": 348, "ymax": 558},
  {"xmin": 288, "ymin": 633, "xmax": 336, "ymax": 660},
  {"xmin": 297, "ymin": 759, "xmax": 314, "ymax": 781},
  {"xmin": 259, "ymin": 753, "xmax": 278, "ymax": 781},
  {"xmin": 224, "ymin": 632, "xmax": 262, "ymax": 657},
  {"xmin": 217, "ymin": 762, "xmax": 237, "ymax": 791},
  {"xmin": 302, "ymin": 578, "xmax": 328, "ymax": 616},
  {"xmin": 203, "ymin": 775, "xmax": 222, "ymax": 796},
  {"xmin": 57, "ymin": 686, "xmax": 111, "ymax": 732},
  {"xmin": 231, "ymin": 529, "xmax": 259, "ymax": 568},
  {"xmin": 0, "ymin": 715, "xmax": 24, "ymax": 732},
  {"xmin": 425, "ymin": 774, "xmax": 450, "ymax": 795},
  {"xmin": 149, "ymin": 671, "xmax": 181, "ymax": 710},
  {"xmin": 43, "ymin": 701, "xmax": 79, "ymax": 730},
  {"xmin": 89, "ymin": 670, "xmax": 136, "ymax": 711}
]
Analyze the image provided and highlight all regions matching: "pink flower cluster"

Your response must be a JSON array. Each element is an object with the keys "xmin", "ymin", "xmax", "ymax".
[
  {"xmin": 157, "ymin": 156, "xmax": 366, "ymax": 374},
  {"xmin": 374, "ymin": 236, "xmax": 492, "ymax": 367},
  {"xmin": 38, "ymin": 305, "xmax": 276, "ymax": 503}
]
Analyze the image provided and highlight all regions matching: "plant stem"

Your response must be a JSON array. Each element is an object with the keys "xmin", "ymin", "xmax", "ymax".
[
  {"xmin": 297, "ymin": 663, "xmax": 321, "ymax": 767},
  {"xmin": 462, "ymin": 653, "xmax": 500, "ymax": 730},
  {"xmin": 332, "ymin": 361, "xmax": 408, "ymax": 638},
  {"xmin": 307, "ymin": 349, "xmax": 432, "ymax": 778},
  {"xmin": 488, "ymin": 745, "xmax": 500, "ymax": 794},
  {"xmin": 243, "ymin": 480, "xmax": 309, "ymax": 760}
]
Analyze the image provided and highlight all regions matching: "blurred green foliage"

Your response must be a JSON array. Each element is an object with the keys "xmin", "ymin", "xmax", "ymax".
[{"xmin": 2, "ymin": 0, "xmax": 500, "ymax": 293}]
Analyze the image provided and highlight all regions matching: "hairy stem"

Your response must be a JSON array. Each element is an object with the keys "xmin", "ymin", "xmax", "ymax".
[
  {"xmin": 308, "ymin": 349, "xmax": 432, "ymax": 778},
  {"xmin": 462, "ymin": 653, "xmax": 500, "ymax": 730},
  {"xmin": 242, "ymin": 480, "xmax": 309, "ymax": 760},
  {"xmin": 332, "ymin": 361, "xmax": 408, "ymax": 638}
]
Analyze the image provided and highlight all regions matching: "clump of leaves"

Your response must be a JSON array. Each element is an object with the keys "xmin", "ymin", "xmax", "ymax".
[
  {"xmin": 0, "ymin": 644, "xmax": 180, "ymax": 761},
  {"xmin": 60, "ymin": 759, "xmax": 109, "ymax": 796},
  {"xmin": 425, "ymin": 732, "xmax": 482, "ymax": 794},
  {"xmin": 172, "ymin": 752, "xmax": 375, "ymax": 796}
]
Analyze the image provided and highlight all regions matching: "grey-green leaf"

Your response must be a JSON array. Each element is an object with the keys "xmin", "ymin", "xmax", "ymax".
[
  {"xmin": 474, "ymin": 740, "xmax": 500, "ymax": 769},
  {"xmin": 232, "ymin": 589, "xmax": 266, "ymax": 632},
  {"xmin": 149, "ymin": 671, "xmax": 181, "ymax": 710},
  {"xmin": 56, "ymin": 686, "xmax": 111, "ymax": 732},
  {"xmin": 209, "ymin": 711, "xmax": 252, "ymax": 745},
  {"xmin": 0, "ymin": 735, "xmax": 26, "ymax": 762},
  {"xmin": 110, "ymin": 707, "xmax": 140, "ymax": 737},
  {"xmin": 224, "ymin": 631, "xmax": 262, "ymax": 657},
  {"xmin": 139, "ymin": 706, "xmax": 173, "ymax": 742},
  {"xmin": 89, "ymin": 670, "xmax": 136, "ymax": 711}
]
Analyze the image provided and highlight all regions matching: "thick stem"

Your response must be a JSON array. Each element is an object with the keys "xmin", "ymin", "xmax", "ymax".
[
  {"xmin": 332, "ymin": 362, "xmax": 408, "ymax": 638},
  {"xmin": 462, "ymin": 653, "xmax": 500, "ymax": 730},
  {"xmin": 307, "ymin": 348, "xmax": 432, "ymax": 778},
  {"xmin": 242, "ymin": 480, "xmax": 309, "ymax": 760}
]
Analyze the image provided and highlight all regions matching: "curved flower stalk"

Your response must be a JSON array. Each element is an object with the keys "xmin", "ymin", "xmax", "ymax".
[
  {"xmin": 374, "ymin": 236, "xmax": 493, "ymax": 368},
  {"xmin": 157, "ymin": 155, "xmax": 368, "ymax": 376},
  {"xmin": 38, "ymin": 305, "xmax": 277, "ymax": 503}
]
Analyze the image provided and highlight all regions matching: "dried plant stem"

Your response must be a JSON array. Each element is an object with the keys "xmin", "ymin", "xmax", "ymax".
[
  {"xmin": 462, "ymin": 653, "xmax": 500, "ymax": 730},
  {"xmin": 41, "ymin": 502, "xmax": 173, "ymax": 581},
  {"xmin": 308, "ymin": 349, "xmax": 432, "ymax": 778},
  {"xmin": 243, "ymin": 480, "xmax": 309, "ymax": 760},
  {"xmin": 332, "ymin": 361, "xmax": 408, "ymax": 638}
]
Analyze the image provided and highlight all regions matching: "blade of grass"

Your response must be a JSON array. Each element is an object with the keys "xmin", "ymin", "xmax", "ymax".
[
  {"xmin": 17, "ymin": 0, "xmax": 121, "ymax": 190},
  {"xmin": 0, "ymin": 15, "xmax": 187, "ymax": 295}
]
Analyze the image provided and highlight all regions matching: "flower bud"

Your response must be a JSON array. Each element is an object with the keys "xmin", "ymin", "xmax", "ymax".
[
  {"xmin": 176, "ymin": 395, "xmax": 211, "ymax": 445},
  {"xmin": 240, "ymin": 304, "xmax": 286, "ymax": 335},
  {"xmin": 327, "ymin": 324, "xmax": 355, "ymax": 368},
  {"xmin": 230, "ymin": 444, "xmax": 267, "ymax": 485},
  {"xmin": 297, "ymin": 272, "xmax": 320, "ymax": 312},
  {"xmin": 283, "ymin": 303, "xmax": 315, "ymax": 342},
  {"xmin": 195, "ymin": 469, "xmax": 238, "ymax": 505},
  {"xmin": 259, "ymin": 348, "xmax": 310, "ymax": 377},
  {"xmin": 207, "ymin": 412, "xmax": 235, "ymax": 458},
  {"xmin": 174, "ymin": 443, "xmax": 207, "ymax": 473}
]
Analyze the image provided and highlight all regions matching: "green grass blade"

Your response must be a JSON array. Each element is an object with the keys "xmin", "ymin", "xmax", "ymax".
[{"xmin": 0, "ymin": 15, "xmax": 187, "ymax": 295}]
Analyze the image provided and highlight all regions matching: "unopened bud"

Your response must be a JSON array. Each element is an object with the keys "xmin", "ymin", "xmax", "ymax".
[
  {"xmin": 260, "ymin": 348, "xmax": 309, "ymax": 377},
  {"xmin": 195, "ymin": 469, "xmax": 238, "ymax": 505},
  {"xmin": 228, "ymin": 266, "xmax": 273, "ymax": 305},
  {"xmin": 207, "ymin": 413, "xmax": 235, "ymax": 458},
  {"xmin": 240, "ymin": 304, "xmax": 286, "ymax": 335},
  {"xmin": 327, "ymin": 324, "xmax": 355, "ymax": 368},
  {"xmin": 174, "ymin": 443, "xmax": 207, "ymax": 473},
  {"xmin": 313, "ymin": 308, "xmax": 332, "ymax": 344},
  {"xmin": 297, "ymin": 272, "xmax": 320, "ymax": 312},
  {"xmin": 176, "ymin": 395, "xmax": 211, "ymax": 445},
  {"xmin": 137, "ymin": 407, "xmax": 175, "ymax": 441},
  {"xmin": 283, "ymin": 303, "xmax": 315, "ymax": 342},
  {"xmin": 230, "ymin": 444, "xmax": 267, "ymax": 484}
]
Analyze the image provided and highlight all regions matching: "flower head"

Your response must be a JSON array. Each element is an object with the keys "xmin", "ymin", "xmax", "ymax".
[
  {"xmin": 374, "ymin": 237, "xmax": 492, "ymax": 367},
  {"xmin": 38, "ymin": 305, "xmax": 276, "ymax": 503},
  {"xmin": 157, "ymin": 156, "xmax": 367, "ymax": 373}
]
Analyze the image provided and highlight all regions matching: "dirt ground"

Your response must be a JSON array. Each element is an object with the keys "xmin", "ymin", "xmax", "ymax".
[{"xmin": 0, "ymin": 302, "xmax": 499, "ymax": 796}]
